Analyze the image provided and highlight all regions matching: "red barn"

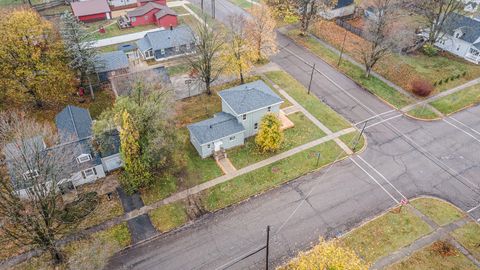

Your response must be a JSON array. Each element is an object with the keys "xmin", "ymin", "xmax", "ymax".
[
  {"xmin": 137, "ymin": 0, "xmax": 166, "ymax": 6},
  {"xmin": 126, "ymin": 3, "xmax": 178, "ymax": 28},
  {"xmin": 71, "ymin": 0, "xmax": 112, "ymax": 22}
]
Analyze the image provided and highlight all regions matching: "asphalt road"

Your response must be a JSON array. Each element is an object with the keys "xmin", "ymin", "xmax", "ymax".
[{"xmin": 107, "ymin": 1, "xmax": 480, "ymax": 269}]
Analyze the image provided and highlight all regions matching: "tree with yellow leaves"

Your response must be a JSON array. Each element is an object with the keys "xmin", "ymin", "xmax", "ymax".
[
  {"xmin": 280, "ymin": 238, "xmax": 369, "ymax": 270},
  {"xmin": 223, "ymin": 14, "xmax": 255, "ymax": 84},
  {"xmin": 246, "ymin": 5, "xmax": 278, "ymax": 63},
  {"xmin": 255, "ymin": 113, "xmax": 284, "ymax": 153},
  {"xmin": 119, "ymin": 110, "xmax": 152, "ymax": 194},
  {"xmin": 0, "ymin": 8, "xmax": 74, "ymax": 108}
]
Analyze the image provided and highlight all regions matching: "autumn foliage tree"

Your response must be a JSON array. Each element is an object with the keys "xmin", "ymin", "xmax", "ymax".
[
  {"xmin": 246, "ymin": 5, "xmax": 278, "ymax": 62},
  {"xmin": 119, "ymin": 110, "xmax": 152, "ymax": 194},
  {"xmin": 224, "ymin": 14, "xmax": 255, "ymax": 84},
  {"xmin": 293, "ymin": 0, "xmax": 338, "ymax": 36},
  {"xmin": 255, "ymin": 113, "xmax": 284, "ymax": 152},
  {"xmin": 279, "ymin": 239, "xmax": 369, "ymax": 270},
  {"xmin": 0, "ymin": 8, "xmax": 74, "ymax": 108}
]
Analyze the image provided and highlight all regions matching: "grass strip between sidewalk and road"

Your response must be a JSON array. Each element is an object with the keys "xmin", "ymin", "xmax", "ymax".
[
  {"xmin": 410, "ymin": 197, "xmax": 464, "ymax": 226},
  {"xmin": 286, "ymin": 30, "xmax": 415, "ymax": 109},
  {"xmin": 430, "ymin": 83, "xmax": 480, "ymax": 115},
  {"xmin": 451, "ymin": 222, "xmax": 480, "ymax": 261}
]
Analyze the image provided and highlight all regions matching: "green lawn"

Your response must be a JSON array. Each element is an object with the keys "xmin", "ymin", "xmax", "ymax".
[
  {"xmin": 339, "ymin": 131, "xmax": 366, "ymax": 153},
  {"xmin": 150, "ymin": 202, "xmax": 189, "ymax": 233},
  {"xmin": 341, "ymin": 206, "xmax": 432, "ymax": 264},
  {"xmin": 171, "ymin": 6, "xmax": 189, "ymax": 14},
  {"xmin": 228, "ymin": 112, "xmax": 326, "ymax": 169},
  {"xmin": 410, "ymin": 198, "xmax": 464, "ymax": 226},
  {"xmin": 229, "ymin": 0, "xmax": 255, "ymax": 9},
  {"xmin": 451, "ymin": 222, "xmax": 480, "ymax": 261},
  {"xmin": 406, "ymin": 105, "xmax": 440, "ymax": 120},
  {"xmin": 201, "ymin": 140, "xmax": 345, "ymax": 211},
  {"xmin": 167, "ymin": 63, "xmax": 192, "ymax": 77},
  {"xmin": 286, "ymin": 30, "xmax": 415, "ymax": 109},
  {"xmin": 430, "ymin": 84, "xmax": 480, "ymax": 115},
  {"xmin": 92, "ymin": 23, "xmax": 158, "ymax": 40},
  {"xmin": 264, "ymin": 70, "xmax": 352, "ymax": 132},
  {"xmin": 387, "ymin": 241, "xmax": 478, "ymax": 270}
]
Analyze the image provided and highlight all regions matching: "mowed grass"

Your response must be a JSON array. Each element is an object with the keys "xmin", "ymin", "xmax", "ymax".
[
  {"xmin": 286, "ymin": 30, "xmax": 415, "ymax": 109},
  {"xmin": 201, "ymin": 140, "xmax": 345, "ymax": 211},
  {"xmin": 451, "ymin": 222, "xmax": 480, "ymax": 261},
  {"xmin": 339, "ymin": 130, "xmax": 366, "ymax": 153},
  {"xmin": 410, "ymin": 197, "xmax": 464, "ymax": 226},
  {"xmin": 264, "ymin": 70, "xmax": 352, "ymax": 132},
  {"xmin": 227, "ymin": 112, "xmax": 326, "ymax": 169},
  {"xmin": 150, "ymin": 202, "xmax": 189, "ymax": 233},
  {"xmin": 340, "ymin": 206, "xmax": 432, "ymax": 264},
  {"xmin": 406, "ymin": 105, "xmax": 440, "ymax": 120},
  {"xmin": 430, "ymin": 84, "xmax": 480, "ymax": 115},
  {"xmin": 386, "ymin": 241, "xmax": 478, "ymax": 270}
]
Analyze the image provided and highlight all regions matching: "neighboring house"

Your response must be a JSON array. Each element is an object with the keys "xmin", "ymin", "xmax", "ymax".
[
  {"xmin": 136, "ymin": 25, "xmax": 196, "ymax": 61},
  {"xmin": 137, "ymin": 0, "xmax": 166, "ymax": 6},
  {"xmin": 95, "ymin": 50, "xmax": 130, "ymax": 82},
  {"xmin": 71, "ymin": 0, "xmax": 112, "ymax": 22},
  {"xmin": 108, "ymin": 0, "xmax": 165, "ymax": 9},
  {"xmin": 4, "ymin": 106, "xmax": 122, "ymax": 198},
  {"xmin": 429, "ymin": 13, "xmax": 480, "ymax": 64},
  {"xmin": 188, "ymin": 80, "xmax": 284, "ymax": 158},
  {"xmin": 320, "ymin": 0, "xmax": 355, "ymax": 19},
  {"xmin": 464, "ymin": 0, "xmax": 480, "ymax": 13},
  {"xmin": 126, "ymin": 2, "xmax": 178, "ymax": 28},
  {"xmin": 118, "ymin": 43, "xmax": 140, "ymax": 60}
]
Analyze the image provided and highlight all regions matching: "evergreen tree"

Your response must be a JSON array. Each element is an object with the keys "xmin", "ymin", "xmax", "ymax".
[
  {"xmin": 255, "ymin": 113, "xmax": 284, "ymax": 153},
  {"xmin": 60, "ymin": 11, "xmax": 101, "ymax": 98}
]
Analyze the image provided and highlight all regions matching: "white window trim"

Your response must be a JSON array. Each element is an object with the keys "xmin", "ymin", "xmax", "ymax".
[
  {"xmin": 76, "ymin": 154, "xmax": 92, "ymax": 164},
  {"xmin": 242, "ymin": 114, "xmax": 246, "ymax": 120},
  {"xmin": 175, "ymin": 46, "xmax": 180, "ymax": 52},
  {"xmin": 23, "ymin": 170, "xmax": 39, "ymax": 181},
  {"xmin": 81, "ymin": 168, "xmax": 97, "ymax": 179},
  {"xmin": 161, "ymin": 49, "xmax": 166, "ymax": 55},
  {"xmin": 229, "ymin": 136, "xmax": 235, "ymax": 141},
  {"xmin": 254, "ymin": 123, "xmax": 258, "ymax": 129}
]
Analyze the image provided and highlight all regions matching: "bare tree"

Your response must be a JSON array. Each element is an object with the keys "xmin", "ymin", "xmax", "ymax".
[
  {"xmin": 294, "ymin": 0, "xmax": 338, "ymax": 35},
  {"xmin": 0, "ymin": 112, "xmax": 73, "ymax": 265},
  {"xmin": 413, "ymin": 0, "xmax": 465, "ymax": 44},
  {"xmin": 246, "ymin": 5, "xmax": 278, "ymax": 62},
  {"xmin": 224, "ymin": 14, "xmax": 255, "ymax": 84},
  {"xmin": 186, "ymin": 19, "xmax": 226, "ymax": 95},
  {"xmin": 360, "ymin": 0, "xmax": 414, "ymax": 78}
]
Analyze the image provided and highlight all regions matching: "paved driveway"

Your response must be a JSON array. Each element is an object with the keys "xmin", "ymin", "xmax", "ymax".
[{"xmin": 106, "ymin": 1, "xmax": 480, "ymax": 269}]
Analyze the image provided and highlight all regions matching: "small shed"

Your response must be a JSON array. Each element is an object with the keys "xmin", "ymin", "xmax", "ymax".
[
  {"xmin": 71, "ymin": 0, "xmax": 112, "ymax": 22},
  {"xmin": 95, "ymin": 51, "xmax": 129, "ymax": 82}
]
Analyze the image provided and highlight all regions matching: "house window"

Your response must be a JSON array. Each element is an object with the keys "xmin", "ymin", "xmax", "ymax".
[
  {"xmin": 457, "ymin": 46, "xmax": 461, "ymax": 51},
  {"xmin": 145, "ymin": 50, "xmax": 153, "ymax": 58},
  {"xmin": 81, "ymin": 168, "xmax": 97, "ymax": 179},
  {"xmin": 131, "ymin": 17, "xmax": 136, "ymax": 22},
  {"xmin": 23, "ymin": 170, "xmax": 39, "ymax": 181},
  {"xmin": 175, "ymin": 46, "xmax": 180, "ymax": 52},
  {"xmin": 267, "ymin": 106, "xmax": 271, "ymax": 112},
  {"xmin": 229, "ymin": 136, "xmax": 235, "ymax": 141},
  {"xmin": 207, "ymin": 144, "xmax": 211, "ymax": 149},
  {"xmin": 161, "ymin": 49, "xmax": 165, "ymax": 55},
  {"xmin": 242, "ymin": 114, "xmax": 246, "ymax": 120},
  {"xmin": 254, "ymin": 123, "xmax": 258, "ymax": 129},
  {"xmin": 186, "ymin": 43, "xmax": 191, "ymax": 50},
  {"xmin": 76, "ymin": 154, "xmax": 92, "ymax": 164}
]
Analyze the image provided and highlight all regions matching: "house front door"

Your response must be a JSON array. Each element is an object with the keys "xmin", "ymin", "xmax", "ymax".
[{"xmin": 214, "ymin": 141, "xmax": 223, "ymax": 152}]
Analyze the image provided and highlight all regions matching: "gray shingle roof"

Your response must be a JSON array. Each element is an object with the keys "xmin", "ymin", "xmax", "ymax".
[
  {"xmin": 4, "ymin": 136, "xmax": 46, "ymax": 161},
  {"xmin": 71, "ymin": 0, "xmax": 110, "ymax": 17},
  {"xmin": 95, "ymin": 51, "xmax": 129, "ymax": 73},
  {"xmin": 335, "ymin": 0, "xmax": 354, "ymax": 9},
  {"xmin": 126, "ymin": 2, "xmax": 166, "ymax": 17},
  {"xmin": 218, "ymin": 80, "xmax": 283, "ymax": 115},
  {"xmin": 136, "ymin": 25, "xmax": 194, "ymax": 52},
  {"xmin": 187, "ymin": 112, "xmax": 245, "ymax": 145},
  {"xmin": 444, "ymin": 13, "xmax": 480, "ymax": 44},
  {"xmin": 55, "ymin": 105, "xmax": 93, "ymax": 143}
]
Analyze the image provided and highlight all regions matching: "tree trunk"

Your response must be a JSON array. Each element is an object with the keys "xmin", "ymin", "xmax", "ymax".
[
  {"xmin": 48, "ymin": 246, "xmax": 64, "ymax": 265},
  {"xmin": 365, "ymin": 66, "xmax": 372, "ymax": 78},
  {"xmin": 239, "ymin": 65, "xmax": 244, "ymax": 84}
]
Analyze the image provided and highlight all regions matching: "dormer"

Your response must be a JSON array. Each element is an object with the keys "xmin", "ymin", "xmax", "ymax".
[{"xmin": 454, "ymin": 29, "xmax": 464, "ymax": 39}]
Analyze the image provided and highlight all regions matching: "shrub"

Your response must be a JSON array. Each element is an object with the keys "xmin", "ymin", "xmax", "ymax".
[
  {"xmin": 411, "ymin": 79, "xmax": 434, "ymax": 97},
  {"xmin": 462, "ymin": 71, "xmax": 467, "ymax": 77},
  {"xmin": 422, "ymin": 44, "xmax": 439, "ymax": 57},
  {"xmin": 450, "ymin": 75, "xmax": 456, "ymax": 81},
  {"xmin": 444, "ymin": 78, "xmax": 450, "ymax": 83},
  {"xmin": 438, "ymin": 80, "xmax": 443, "ymax": 85},
  {"xmin": 255, "ymin": 113, "xmax": 284, "ymax": 153}
]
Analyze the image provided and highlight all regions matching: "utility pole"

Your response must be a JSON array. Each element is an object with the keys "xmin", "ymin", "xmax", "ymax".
[
  {"xmin": 308, "ymin": 64, "xmax": 316, "ymax": 95},
  {"xmin": 212, "ymin": 0, "xmax": 216, "ymax": 19},
  {"xmin": 337, "ymin": 29, "xmax": 348, "ymax": 67},
  {"xmin": 353, "ymin": 121, "xmax": 367, "ymax": 151},
  {"xmin": 201, "ymin": 0, "xmax": 204, "ymax": 11},
  {"xmin": 265, "ymin": 225, "xmax": 270, "ymax": 270}
]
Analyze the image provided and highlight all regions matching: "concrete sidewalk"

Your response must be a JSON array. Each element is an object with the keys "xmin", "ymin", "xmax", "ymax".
[{"xmin": 93, "ymin": 28, "xmax": 163, "ymax": 48}]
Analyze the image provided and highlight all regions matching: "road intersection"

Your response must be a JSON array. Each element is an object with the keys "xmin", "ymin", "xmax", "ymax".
[{"xmin": 107, "ymin": 1, "xmax": 480, "ymax": 269}]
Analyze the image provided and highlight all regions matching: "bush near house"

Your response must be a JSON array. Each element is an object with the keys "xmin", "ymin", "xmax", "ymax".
[
  {"xmin": 422, "ymin": 44, "xmax": 439, "ymax": 57},
  {"xmin": 255, "ymin": 113, "xmax": 284, "ymax": 153}
]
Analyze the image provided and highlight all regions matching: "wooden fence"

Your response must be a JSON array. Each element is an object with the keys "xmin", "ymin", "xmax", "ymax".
[{"xmin": 32, "ymin": 0, "xmax": 65, "ymax": 11}]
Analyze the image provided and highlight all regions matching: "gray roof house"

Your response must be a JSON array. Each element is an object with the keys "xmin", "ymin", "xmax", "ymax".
[
  {"xmin": 319, "ymin": 0, "xmax": 355, "ymax": 19},
  {"xmin": 136, "ymin": 25, "xmax": 196, "ymax": 61},
  {"xmin": 95, "ymin": 50, "xmax": 130, "ymax": 82},
  {"xmin": 427, "ymin": 13, "xmax": 480, "ymax": 64},
  {"xmin": 188, "ymin": 80, "xmax": 283, "ymax": 158},
  {"xmin": 4, "ymin": 106, "xmax": 122, "ymax": 198}
]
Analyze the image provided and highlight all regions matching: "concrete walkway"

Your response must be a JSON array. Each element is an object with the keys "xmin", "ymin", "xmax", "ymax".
[
  {"xmin": 282, "ymin": 105, "xmax": 301, "ymax": 115},
  {"xmin": 267, "ymin": 80, "xmax": 354, "ymax": 155},
  {"xmin": 216, "ymin": 157, "xmax": 237, "ymax": 175},
  {"xmin": 93, "ymin": 28, "xmax": 163, "ymax": 48}
]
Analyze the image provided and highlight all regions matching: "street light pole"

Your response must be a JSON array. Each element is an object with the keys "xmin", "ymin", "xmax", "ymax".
[
  {"xmin": 265, "ymin": 225, "xmax": 270, "ymax": 270},
  {"xmin": 212, "ymin": 0, "xmax": 216, "ymax": 19},
  {"xmin": 337, "ymin": 29, "xmax": 348, "ymax": 67}
]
